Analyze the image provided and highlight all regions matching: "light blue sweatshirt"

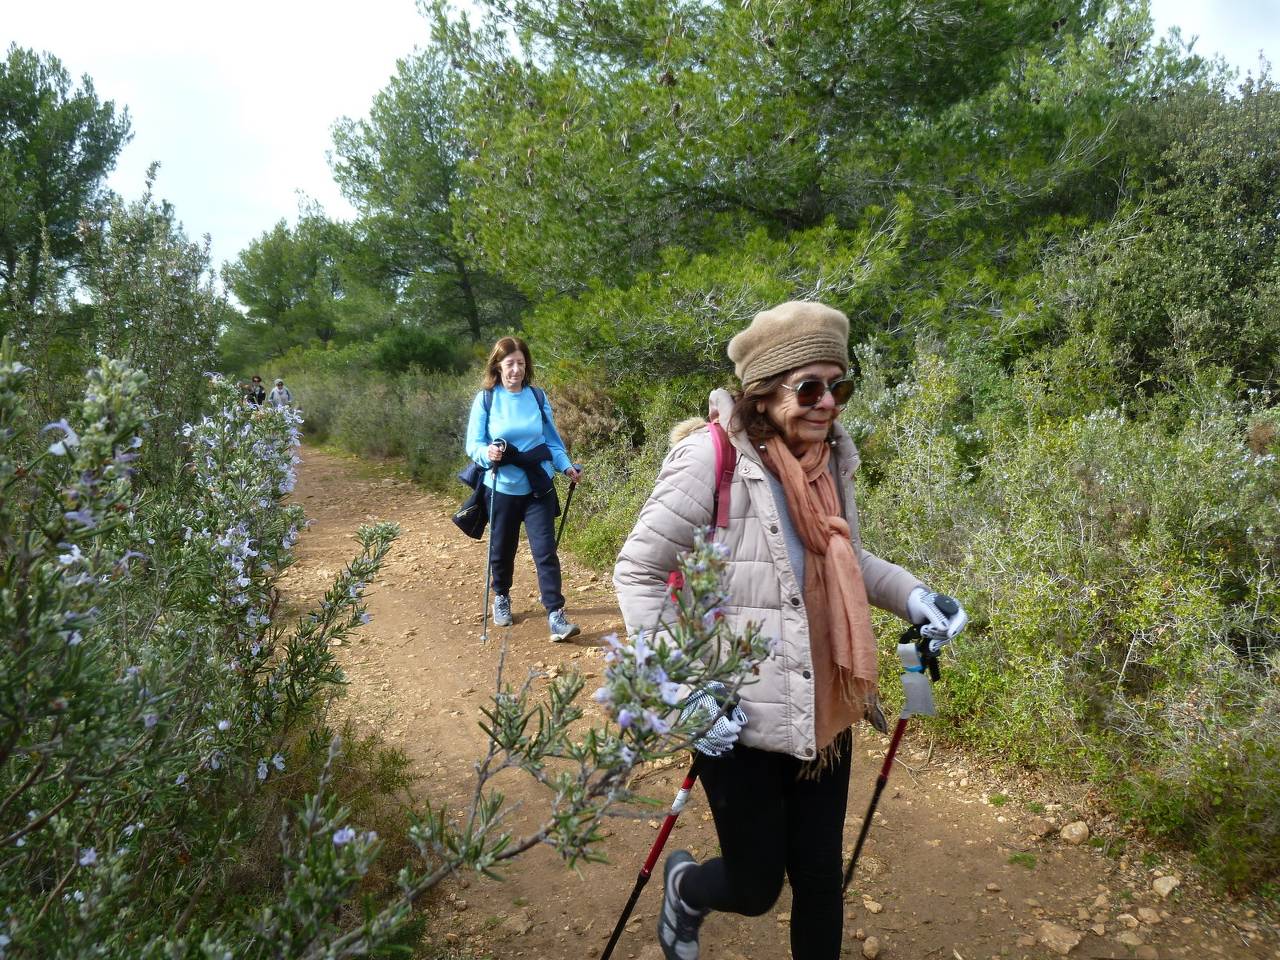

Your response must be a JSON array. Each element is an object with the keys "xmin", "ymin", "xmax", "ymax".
[{"xmin": 465, "ymin": 386, "xmax": 573, "ymax": 495}]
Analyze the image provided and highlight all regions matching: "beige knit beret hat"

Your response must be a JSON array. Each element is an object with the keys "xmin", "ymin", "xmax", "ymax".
[{"xmin": 727, "ymin": 300, "xmax": 850, "ymax": 388}]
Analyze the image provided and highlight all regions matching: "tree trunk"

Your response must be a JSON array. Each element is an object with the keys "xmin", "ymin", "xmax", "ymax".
[{"xmin": 454, "ymin": 258, "xmax": 482, "ymax": 343}]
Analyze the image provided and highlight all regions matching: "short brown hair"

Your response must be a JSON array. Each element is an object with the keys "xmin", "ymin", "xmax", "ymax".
[
  {"xmin": 729, "ymin": 372, "xmax": 788, "ymax": 446},
  {"xmin": 482, "ymin": 336, "xmax": 534, "ymax": 390}
]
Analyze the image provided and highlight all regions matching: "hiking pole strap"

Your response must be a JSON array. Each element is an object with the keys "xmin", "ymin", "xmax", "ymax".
[{"xmin": 842, "ymin": 715, "xmax": 909, "ymax": 892}]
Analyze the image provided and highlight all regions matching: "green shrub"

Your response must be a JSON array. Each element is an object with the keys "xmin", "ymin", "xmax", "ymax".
[
  {"xmin": 1035, "ymin": 78, "xmax": 1280, "ymax": 402},
  {"xmin": 1118, "ymin": 688, "xmax": 1280, "ymax": 888},
  {"xmin": 280, "ymin": 366, "xmax": 476, "ymax": 489},
  {"xmin": 851, "ymin": 351, "xmax": 1280, "ymax": 885},
  {"xmin": 561, "ymin": 378, "xmax": 714, "ymax": 568},
  {"xmin": 373, "ymin": 326, "xmax": 468, "ymax": 374}
]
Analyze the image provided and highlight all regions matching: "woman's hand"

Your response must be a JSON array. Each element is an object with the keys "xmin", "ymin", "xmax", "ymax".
[
  {"xmin": 680, "ymin": 682, "xmax": 747, "ymax": 757},
  {"xmin": 486, "ymin": 442, "xmax": 505, "ymax": 464},
  {"xmin": 564, "ymin": 464, "xmax": 583, "ymax": 483},
  {"xmin": 907, "ymin": 587, "xmax": 968, "ymax": 651}
]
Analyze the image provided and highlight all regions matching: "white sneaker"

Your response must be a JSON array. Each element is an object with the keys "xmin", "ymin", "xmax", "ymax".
[
  {"xmin": 657, "ymin": 850, "xmax": 706, "ymax": 960},
  {"xmin": 492, "ymin": 594, "xmax": 512, "ymax": 627},
  {"xmin": 548, "ymin": 608, "xmax": 580, "ymax": 642}
]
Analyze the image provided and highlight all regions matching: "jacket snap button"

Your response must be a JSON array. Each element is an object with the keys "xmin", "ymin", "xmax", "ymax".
[
  {"xmin": 790, "ymin": 596, "xmax": 801, "ymax": 607},
  {"xmin": 770, "ymin": 524, "xmax": 778, "ymax": 534},
  {"xmin": 804, "ymin": 747, "xmax": 814, "ymax": 757},
  {"xmin": 802, "ymin": 670, "xmax": 811, "ymax": 680}
]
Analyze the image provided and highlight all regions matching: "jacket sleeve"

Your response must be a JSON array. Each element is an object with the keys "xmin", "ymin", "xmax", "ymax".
[
  {"xmin": 464, "ymin": 392, "xmax": 490, "ymax": 467},
  {"xmin": 613, "ymin": 433, "xmax": 718, "ymax": 640},
  {"xmin": 857, "ymin": 548, "xmax": 923, "ymax": 621},
  {"xmin": 838, "ymin": 443, "xmax": 924, "ymax": 621},
  {"xmin": 539, "ymin": 393, "xmax": 574, "ymax": 474}
]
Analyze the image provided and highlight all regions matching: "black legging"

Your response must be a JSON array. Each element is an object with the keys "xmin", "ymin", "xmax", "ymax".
[{"xmin": 678, "ymin": 735, "xmax": 852, "ymax": 960}]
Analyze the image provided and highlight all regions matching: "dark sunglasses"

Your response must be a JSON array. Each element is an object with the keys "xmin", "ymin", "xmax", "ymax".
[{"xmin": 780, "ymin": 376, "xmax": 856, "ymax": 408}]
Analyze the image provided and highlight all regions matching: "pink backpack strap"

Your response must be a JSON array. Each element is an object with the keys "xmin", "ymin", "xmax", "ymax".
[
  {"xmin": 667, "ymin": 422, "xmax": 737, "ymax": 595},
  {"xmin": 708, "ymin": 421, "xmax": 735, "ymax": 534}
]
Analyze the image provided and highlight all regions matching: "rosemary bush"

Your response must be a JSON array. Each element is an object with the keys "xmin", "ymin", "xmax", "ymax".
[{"xmin": 0, "ymin": 348, "xmax": 399, "ymax": 956}]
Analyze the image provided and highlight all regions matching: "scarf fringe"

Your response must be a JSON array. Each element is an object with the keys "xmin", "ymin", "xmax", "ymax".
[{"xmin": 798, "ymin": 727, "xmax": 855, "ymax": 780}]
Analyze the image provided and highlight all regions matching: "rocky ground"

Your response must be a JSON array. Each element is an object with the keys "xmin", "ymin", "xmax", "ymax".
[{"xmin": 282, "ymin": 446, "xmax": 1278, "ymax": 960}]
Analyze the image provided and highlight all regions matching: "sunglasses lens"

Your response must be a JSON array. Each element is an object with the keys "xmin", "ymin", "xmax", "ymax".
[
  {"xmin": 792, "ymin": 379, "xmax": 826, "ymax": 406},
  {"xmin": 830, "ymin": 378, "xmax": 856, "ymax": 406}
]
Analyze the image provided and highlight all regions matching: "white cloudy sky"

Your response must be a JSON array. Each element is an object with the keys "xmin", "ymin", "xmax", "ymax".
[{"xmin": 4, "ymin": 1, "xmax": 1277, "ymax": 275}]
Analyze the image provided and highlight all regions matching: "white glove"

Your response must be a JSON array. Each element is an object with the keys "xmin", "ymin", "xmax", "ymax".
[
  {"xmin": 907, "ymin": 587, "xmax": 968, "ymax": 653},
  {"xmin": 680, "ymin": 682, "xmax": 747, "ymax": 757}
]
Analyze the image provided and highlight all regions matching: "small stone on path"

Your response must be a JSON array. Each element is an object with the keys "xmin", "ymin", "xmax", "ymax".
[
  {"xmin": 862, "ymin": 935, "xmax": 881, "ymax": 959},
  {"xmin": 503, "ymin": 910, "xmax": 534, "ymax": 936},
  {"xmin": 1060, "ymin": 821, "xmax": 1090, "ymax": 845},
  {"xmin": 1153, "ymin": 875, "xmax": 1180, "ymax": 898},
  {"xmin": 1037, "ymin": 921, "xmax": 1082, "ymax": 955},
  {"xmin": 1028, "ymin": 817, "xmax": 1054, "ymax": 838},
  {"xmin": 863, "ymin": 898, "xmax": 883, "ymax": 914}
]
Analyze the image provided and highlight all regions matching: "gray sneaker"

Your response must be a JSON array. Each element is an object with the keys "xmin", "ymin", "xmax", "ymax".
[
  {"xmin": 492, "ymin": 594, "xmax": 512, "ymax": 627},
  {"xmin": 548, "ymin": 608, "xmax": 580, "ymax": 642},
  {"xmin": 658, "ymin": 850, "xmax": 706, "ymax": 960}
]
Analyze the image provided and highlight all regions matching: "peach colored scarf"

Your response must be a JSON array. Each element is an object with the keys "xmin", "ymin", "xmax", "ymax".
[{"xmin": 764, "ymin": 435, "xmax": 878, "ymax": 751}]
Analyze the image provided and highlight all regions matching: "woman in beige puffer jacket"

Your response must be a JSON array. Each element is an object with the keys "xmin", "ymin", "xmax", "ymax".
[{"xmin": 613, "ymin": 302, "xmax": 967, "ymax": 960}]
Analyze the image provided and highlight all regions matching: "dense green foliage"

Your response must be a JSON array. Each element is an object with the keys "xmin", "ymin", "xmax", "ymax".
[
  {"xmin": 289, "ymin": 363, "xmax": 477, "ymax": 487},
  {"xmin": 0, "ymin": 45, "xmax": 130, "ymax": 304},
  {"xmin": 224, "ymin": 0, "xmax": 1280, "ymax": 887},
  {"xmin": 1, "ymin": 152, "xmax": 224, "ymax": 471}
]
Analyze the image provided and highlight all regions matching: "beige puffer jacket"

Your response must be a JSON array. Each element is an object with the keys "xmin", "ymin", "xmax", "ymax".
[{"xmin": 613, "ymin": 389, "xmax": 923, "ymax": 760}]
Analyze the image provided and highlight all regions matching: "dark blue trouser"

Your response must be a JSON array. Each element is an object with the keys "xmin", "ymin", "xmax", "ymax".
[{"xmin": 487, "ymin": 488, "xmax": 564, "ymax": 613}]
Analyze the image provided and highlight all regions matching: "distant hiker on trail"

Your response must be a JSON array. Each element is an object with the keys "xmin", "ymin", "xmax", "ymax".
[
  {"xmin": 614, "ymin": 301, "xmax": 968, "ymax": 960},
  {"xmin": 268, "ymin": 378, "xmax": 292, "ymax": 409},
  {"xmin": 465, "ymin": 335, "xmax": 584, "ymax": 642},
  {"xmin": 248, "ymin": 375, "xmax": 267, "ymax": 407}
]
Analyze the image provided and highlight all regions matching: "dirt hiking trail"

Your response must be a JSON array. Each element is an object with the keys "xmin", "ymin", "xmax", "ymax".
[{"xmin": 283, "ymin": 447, "xmax": 1277, "ymax": 960}]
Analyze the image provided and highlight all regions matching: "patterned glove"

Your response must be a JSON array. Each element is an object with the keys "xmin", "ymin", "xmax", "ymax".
[
  {"xmin": 679, "ymin": 682, "xmax": 747, "ymax": 757},
  {"xmin": 907, "ymin": 587, "xmax": 969, "ymax": 653}
]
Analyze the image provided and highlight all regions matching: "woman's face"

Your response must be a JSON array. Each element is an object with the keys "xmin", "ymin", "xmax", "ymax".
[
  {"xmin": 760, "ymin": 361, "xmax": 847, "ymax": 453},
  {"xmin": 498, "ymin": 351, "xmax": 527, "ymax": 391}
]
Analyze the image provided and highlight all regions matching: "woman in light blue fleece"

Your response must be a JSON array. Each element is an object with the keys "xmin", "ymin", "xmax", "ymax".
[{"xmin": 465, "ymin": 336, "xmax": 583, "ymax": 641}]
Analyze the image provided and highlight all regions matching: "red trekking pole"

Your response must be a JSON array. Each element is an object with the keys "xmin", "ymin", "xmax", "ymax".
[
  {"xmin": 842, "ymin": 714, "xmax": 909, "ymax": 892},
  {"xmin": 599, "ymin": 755, "xmax": 703, "ymax": 960}
]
